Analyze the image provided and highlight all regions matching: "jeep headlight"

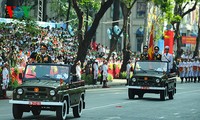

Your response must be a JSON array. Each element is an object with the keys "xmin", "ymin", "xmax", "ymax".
[
  {"xmin": 132, "ymin": 78, "xmax": 137, "ymax": 82},
  {"xmin": 50, "ymin": 90, "xmax": 56, "ymax": 96},
  {"xmin": 156, "ymin": 79, "xmax": 160, "ymax": 83},
  {"xmin": 17, "ymin": 88, "xmax": 23, "ymax": 95}
]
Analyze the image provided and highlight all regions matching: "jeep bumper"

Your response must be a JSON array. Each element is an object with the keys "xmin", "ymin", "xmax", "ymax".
[
  {"xmin": 9, "ymin": 100, "xmax": 63, "ymax": 106},
  {"xmin": 127, "ymin": 86, "xmax": 166, "ymax": 90}
]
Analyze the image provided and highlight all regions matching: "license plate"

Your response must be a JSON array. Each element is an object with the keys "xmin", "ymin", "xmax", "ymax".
[
  {"xmin": 29, "ymin": 101, "xmax": 41, "ymax": 106},
  {"xmin": 141, "ymin": 86, "xmax": 149, "ymax": 90}
]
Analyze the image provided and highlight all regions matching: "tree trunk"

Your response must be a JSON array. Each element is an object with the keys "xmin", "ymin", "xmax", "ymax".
[
  {"xmin": 193, "ymin": 25, "xmax": 200, "ymax": 58},
  {"xmin": 173, "ymin": 22, "xmax": 181, "ymax": 59},
  {"xmin": 110, "ymin": 0, "xmax": 120, "ymax": 49},
  {"xmin": 72, "ymin": 0, "xmax": 114, "ymax": 73}
]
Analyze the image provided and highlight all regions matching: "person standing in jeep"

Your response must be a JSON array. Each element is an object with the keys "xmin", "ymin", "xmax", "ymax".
[{"xmin": 35, "ymin": 44, "xmax": 52, "ymax": 63}]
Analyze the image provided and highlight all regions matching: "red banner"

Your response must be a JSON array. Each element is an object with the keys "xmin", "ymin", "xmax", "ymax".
[
  {"xmin": 164, "ymin": 30, "xmax": 174, "ymax": 54},
  {"xmin": 182, "ymin": 36, "xmax": 196, "ymax": 44}
]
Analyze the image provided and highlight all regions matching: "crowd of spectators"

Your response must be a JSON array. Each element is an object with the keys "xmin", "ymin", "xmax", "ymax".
[{"xmin": 0, "ymin": 21, "xmax": 127, "ymax": 70}]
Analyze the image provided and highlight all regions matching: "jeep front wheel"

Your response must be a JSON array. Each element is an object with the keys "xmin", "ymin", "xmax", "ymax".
[
  {"xmin": 32, "ymin": 107, "xmax": 41, "ymax": 116},
  {"xmin": 128, "ymin": 89, "xmax": 135, "ymax": 99},
  {"xmin": 160, "ymin": 91, "xmax": 166, "ymax": 101},
  {"xmin": 168, "ymin": 91, "xmax": 174, "ymax": 100},
  {"xmin": 73, "ymin": 97, "xmax": 83, "ymax": 118},
  {"xmin": 13, "ymin": 104, "xmax": 23, "ymax": 119},
  {"xmin": 56, "ymin": 99, "xmax": 69, "ymax": 120}
]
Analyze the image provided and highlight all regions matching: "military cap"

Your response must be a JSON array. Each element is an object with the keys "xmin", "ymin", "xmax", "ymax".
[
  {"xmin": 143, "ymin": 45, "xmax": 148, "ymax": 49},
  {"xmin": 41, "ymin": 43, "xmax": 48, "ymax": 50},
  {"xmin": 154, "ymin": 46, "xmax": 159, "ymax": 50},
  {"xmin": 165, "ymin": 46, "xmax": 169, "ymax": 49}
]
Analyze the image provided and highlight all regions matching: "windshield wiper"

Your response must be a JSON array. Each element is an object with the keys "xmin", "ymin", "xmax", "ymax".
[
  {"xmin": 41, "ymin": 75, "xmax": 59, "ymax": 81},
  {"xmin": 148, "ymin": 69, "xmax": 162, "ymax": 73},
  {"xmin": 138, "ymin": 68, "xmax": 147, "ymax": 73}
]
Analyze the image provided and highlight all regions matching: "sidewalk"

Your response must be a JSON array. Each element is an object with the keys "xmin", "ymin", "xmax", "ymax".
[{"xmin": 5, "ymin": 77, "xmax": 182, "ymax": 98}]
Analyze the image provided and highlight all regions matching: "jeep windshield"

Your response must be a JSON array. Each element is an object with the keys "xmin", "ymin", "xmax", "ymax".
[
  {"xmin": 134, "ymin": 61, "xmax": 168, "ymax": 73},
  {"xmin": 24, "ymin": 64, "xmax": 70, "ymax": 81}
]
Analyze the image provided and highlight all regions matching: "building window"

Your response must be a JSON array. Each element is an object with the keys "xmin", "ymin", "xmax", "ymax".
[{"xmin": 136, "ymin": 1, "xmax": 146, "ymax": 19}]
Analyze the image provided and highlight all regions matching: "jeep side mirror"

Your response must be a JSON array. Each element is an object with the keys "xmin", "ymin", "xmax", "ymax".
[{"xmin": 19, "ymin": 73, "xmax": 23, "ymax": 79}]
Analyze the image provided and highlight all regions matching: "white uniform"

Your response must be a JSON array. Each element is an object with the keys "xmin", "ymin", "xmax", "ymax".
[
  {"xmin": 76, "ymin": 65, "xmax": 81, "ymax": 80},
  {"xmin": 192, "ymin": 61, "xmax": 198, "ymax": 77},
  {"xmin": 161, "ymin": 53, "xmax": 173, "ymax": 70},
  {"xmin": 184, "ymin": 61, "xmax": 190, "ymax": 78},
  {"xmin": 188, "ymin": 61, "xmax": 193, "ymax": 77},
  {"xmin": 177, "ymin": 61, "xmax": 185, "ymax": 78},
  {"xmin": 102, "ymin": 64, "xmax": 108, "ymax": 81},
  {"xmin": 126, "ymin": 63, "xmax": 131, "ymax": 79},
  {"xmin": 93, "ymin": 63, "xmax": 98, "ymax": 79},
  {"xmin": 2, "ymin": 67, "xmax": 9, "ymax": 90}
]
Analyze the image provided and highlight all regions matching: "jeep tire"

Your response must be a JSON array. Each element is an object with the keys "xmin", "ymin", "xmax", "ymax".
[
  {"xmin": 32, "ymin": 107, "xmax": 41, "ymax": 116},
  {"xmin": 168, "ymin": 91, "xmax": 174, "ymax": 100},
  {"xmin": 13, "ymin": 104, "xmax": 23, "ymax": 119},
  {"xmin": 56, "ymin": 99, "xmax": 69, "ymax": 120},
  {"xmin": 73, "ymin": 97, "xmax": 83, "ymax": 118},
  {"xmin": 160, "ymin": 90, "xmax": 166, "ymax": 101},
  {"xmin": 128, "ymin": 89, "xmax": 135, "ymax": 99}
]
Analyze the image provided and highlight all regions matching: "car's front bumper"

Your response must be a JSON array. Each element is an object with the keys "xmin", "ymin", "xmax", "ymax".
[
  {"xmin": 9, "ymin": 100, "xmax": 63, "ymax": 106},
  {"xmin": 127, "ymin": 86, "xmax": 165, "ymax": 91}
]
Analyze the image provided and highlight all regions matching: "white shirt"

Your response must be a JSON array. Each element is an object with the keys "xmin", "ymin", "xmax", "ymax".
[
  {"xmin": 126, "ymin": 63, "xmax": 131, "ymax": 74},
  {"xmin": 2, "ymin": 67, "xmax": 9, "ymax": 82},
  {"xmin": 161, "ymin": 52, "xmax": 173, "ymax": 69},
  {"xmin": 102, "ymin": 64, "xmax": 108, "ymax": 76},
  {"xmin": 76, "ymin": 65, "xmax": 81, "ymax": 79}
]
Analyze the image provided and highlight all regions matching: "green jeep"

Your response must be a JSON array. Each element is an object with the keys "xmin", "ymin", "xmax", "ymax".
[
  {"xmin": 9, "ymin": 63, "xmax": 86, "ymax": 120},
  {"xmin": 127, "ymin": 60, "xmax": 176, "ymax": 101}
]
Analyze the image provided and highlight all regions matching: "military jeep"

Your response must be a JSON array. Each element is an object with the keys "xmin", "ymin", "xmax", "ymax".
[
  {"xmin": 127, "ymin": 60, "xmax": 176, "ymax": 101},
  {"xmin": 9, "ymin": 63, "xmax": 86, "ymax": 120}
]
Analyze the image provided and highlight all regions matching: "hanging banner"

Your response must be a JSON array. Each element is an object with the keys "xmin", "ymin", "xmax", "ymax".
[
  {"xmin": 164, "ymin": 30, "xmax": 174, "ymax": 54},
  {"xmin": 182, "ymin": 36, "xmax": 196, "ymax": 44}
]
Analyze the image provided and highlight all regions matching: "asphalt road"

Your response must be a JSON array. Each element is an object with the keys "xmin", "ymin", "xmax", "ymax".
[{"xmin": 0, "ymin": 83, "xmax": 200, "ymax": 120}]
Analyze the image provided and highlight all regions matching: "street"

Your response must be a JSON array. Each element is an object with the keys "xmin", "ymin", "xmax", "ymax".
[{"xmin": 0, "ymin": 83, "xmax": 200, "ymax": 120}]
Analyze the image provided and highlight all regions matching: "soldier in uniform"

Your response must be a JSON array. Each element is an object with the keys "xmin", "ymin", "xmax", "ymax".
[
  {"xmin": 35, "ymin": 44, "xmax": 52, "ymax": 63},
  {"xmin": 153, "ymin": 46, "xmax": 162, "ymax": 60},
  {"xmin": 161, "ymin": 46, "xmax": 173, "ymax": 72},
  {"xmin": 102, "ymin": 60, "xmax": 109, "ymax": 88},
  {"xmin": 193, "ymin": 58, "xmax": 199, "ymax": 83},
  {"xmin": 177, "ymin": 58, "xmax": 185, "ymax": 83},
  {"xmin": 140, "ymin": 45, "xmax": 149, "ymax": 60},
  {"xmin": 126, "ymin": 60, "xmax": 131, "ymax": 85}
]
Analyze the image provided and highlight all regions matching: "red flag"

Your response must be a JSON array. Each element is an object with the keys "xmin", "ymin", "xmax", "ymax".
[
  {"xmin": 148, "ymin": 25, "xmax": 154, "ymax": 60},
  {"xmin": 164, "ymin": 30, "xmax": 174, "ymax": 54}
]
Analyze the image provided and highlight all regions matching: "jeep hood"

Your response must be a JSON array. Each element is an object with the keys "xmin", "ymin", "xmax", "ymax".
[{"xmin": 20, "ymin": 80, "xmax": 61, "ymax": 88}]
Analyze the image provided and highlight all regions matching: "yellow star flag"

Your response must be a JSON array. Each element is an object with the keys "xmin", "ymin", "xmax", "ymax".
[{"xmin": 148, "ymin": 25, "xmax": 154, "ymax": 60}]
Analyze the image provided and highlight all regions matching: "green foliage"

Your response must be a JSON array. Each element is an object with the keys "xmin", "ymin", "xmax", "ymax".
[
  {"xmin": 14, "ymin": 67, "xmax": 20, "ymax": 75},
  {"xmin": 81, "ymin": 73, "xmax": 93, "ymax": 85},
  {"xmin": 9, "ymin": 80, "xmax": 19, "ymax": 90},
  {"xmin": 107, "ymin": 74, "xmax": 113, "ymax": 81},
  {"xmin": 119, "ymin": 72, "xmax": 127, "ymax": 79}
]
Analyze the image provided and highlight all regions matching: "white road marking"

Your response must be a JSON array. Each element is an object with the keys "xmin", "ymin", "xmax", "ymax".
[
  {"xmin": 85, "ymin": 101, "xmax": 137, "ymax": 111},
  {"xmin": 104, "ymin": 117, "xmax": 121, "ymax": 120},
  {"xmin": 158, "ymin": 116, "xmax": 165, "ymax": 119},
  {"xmin": 174, "ymin": 113, "xmax": 180, "ymax": 115}
]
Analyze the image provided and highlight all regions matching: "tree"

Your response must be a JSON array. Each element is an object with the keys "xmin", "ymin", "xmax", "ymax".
[
  {"xmin": 154, "ymin": 0, "xmax": 198, "ymax": 59},
  {"xmin": 120, "ymin": 0, "xmax": 137, "ymax": 72},
  {"xmin": 71, "ymin": 0, "xmax": 114, "ymax": 72}
]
